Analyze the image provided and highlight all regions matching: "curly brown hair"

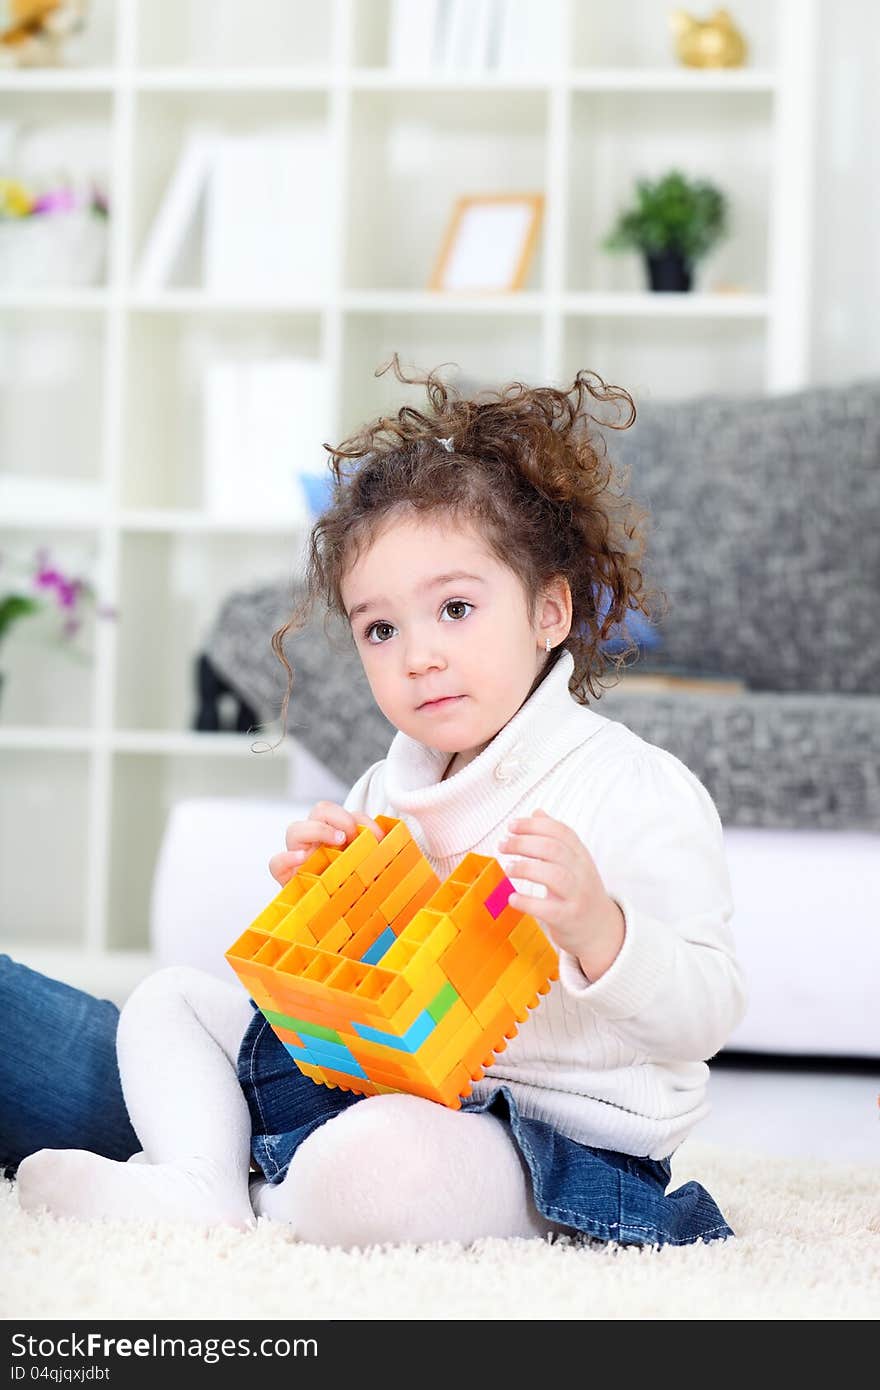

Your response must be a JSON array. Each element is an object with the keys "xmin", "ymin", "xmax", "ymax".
[{"xmin": 271, "ymin": 353, "xmax": 664, "ymax": 731}]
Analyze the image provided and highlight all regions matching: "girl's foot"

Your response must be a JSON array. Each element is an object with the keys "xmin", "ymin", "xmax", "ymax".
[{"xmin": 16, "ymin": 1148, "xmax": 255, "ymax": 1229}]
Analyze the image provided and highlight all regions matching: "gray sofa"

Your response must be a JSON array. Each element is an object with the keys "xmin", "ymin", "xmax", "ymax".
[{"xmin": 590, "ymin": 376, "xmax": 880, "ymax": 829}]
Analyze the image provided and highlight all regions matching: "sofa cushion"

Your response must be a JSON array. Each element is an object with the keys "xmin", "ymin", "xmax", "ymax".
[
  {"xmin": 595, "ymin": 685, "xmax": 880, "ymax": 830},
  {"xmin": 204, "ymin": 582, "xmax": 395, "ymax": 787},
  {"xmin": 608, "ymin": 378, "xmax": 880, "ymax": 694}
]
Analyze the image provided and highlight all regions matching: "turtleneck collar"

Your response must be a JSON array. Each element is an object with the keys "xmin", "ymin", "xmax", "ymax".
[{"xmin": 381, "ymin": 649, "xmax": 609, "ymax": 859}]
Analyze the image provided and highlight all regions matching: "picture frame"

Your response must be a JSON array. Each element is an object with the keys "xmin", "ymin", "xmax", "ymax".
[{"xmin": 429, "ymin": 193, "xmax": 544, "ymax": 293}]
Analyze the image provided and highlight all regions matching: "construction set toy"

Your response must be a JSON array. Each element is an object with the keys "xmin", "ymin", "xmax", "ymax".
[{"xmin": 225, "ymin": 815, "xmax": 558, "ymax": 1108}]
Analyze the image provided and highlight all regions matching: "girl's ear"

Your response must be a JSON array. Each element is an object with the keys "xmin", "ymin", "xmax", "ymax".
[{"xmin": 538, "ymin": 575, "xmax": 573, "ymax": 638}]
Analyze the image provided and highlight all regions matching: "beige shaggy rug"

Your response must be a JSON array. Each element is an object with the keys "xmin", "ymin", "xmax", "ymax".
[{"xmin": 3, "ymin": 1140, "xmax": 878, "ymax": 1321}]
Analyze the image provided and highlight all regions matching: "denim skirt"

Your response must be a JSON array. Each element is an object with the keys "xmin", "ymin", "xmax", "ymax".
[{"xmin": 236, "ymin": 1004, "xmax": 734, "ymax": 1249}]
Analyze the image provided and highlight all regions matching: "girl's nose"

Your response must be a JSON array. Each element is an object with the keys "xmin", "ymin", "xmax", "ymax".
[{"xmin": 404, "ymin": 637, "xmax": 447, "ymax": 675}]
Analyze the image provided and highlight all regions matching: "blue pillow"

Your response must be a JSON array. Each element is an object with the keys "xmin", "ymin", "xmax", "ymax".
[
  {"xmin": 299, "ymin": 472, "xmax": 335, "ymax": 518},
  {"xmin": 589, "ymin": 588, "xmax": 662, "ymax": 655}
]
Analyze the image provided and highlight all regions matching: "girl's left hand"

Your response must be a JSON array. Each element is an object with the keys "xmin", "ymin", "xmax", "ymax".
[{"xmin": 497, "ymin": 808, "xmax": 625, "ymax": 971}]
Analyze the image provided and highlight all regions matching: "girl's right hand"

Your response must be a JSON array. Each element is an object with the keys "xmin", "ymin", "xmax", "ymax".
[{"xmin": 268, "ymin": 801, "xmax": 386, "ymax": 887}]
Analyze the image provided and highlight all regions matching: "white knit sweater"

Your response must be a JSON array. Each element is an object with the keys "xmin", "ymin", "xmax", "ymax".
[{"xmin": 343, "ymin": 650, "xmax": 748, "ymax": 1159}]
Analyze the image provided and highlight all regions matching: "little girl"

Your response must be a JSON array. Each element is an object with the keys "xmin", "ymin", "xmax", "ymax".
[{"xmin": 18, "ymin": 357, "xmax": 747, "ymax": 1249}]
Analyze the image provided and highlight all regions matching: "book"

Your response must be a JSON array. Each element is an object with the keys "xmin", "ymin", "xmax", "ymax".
[
  {"xmin": 135, "ymin": 128, "xmax": 217, "ymax": 291},
  {"xmin": 202, "ymin": 357, "xmax": 330, "ymax": 522},
  {"xmin": 438, "ymin": 0, "xmax": 491, "ymax": 71},
  {"xmin": 496, "ymin": 0, "xmax": 563, "ymax": 71},
  {"xmin": 611, "ymin": 671, "xmax": 748, "ymax": 695},
  {"xmin": 485, "ymin": 0, "xmax": 508, "ymax": 68},
  {"xmin": 248, "ymin": 357, "xmax": 331, "ymax": 512},
  {"xmin": 202, "ymin": 127, "xmax": 331, "ymax": 298},
  {"xmin": 387, "ymin": 0, "xmax": 443, "ymax": 71}
]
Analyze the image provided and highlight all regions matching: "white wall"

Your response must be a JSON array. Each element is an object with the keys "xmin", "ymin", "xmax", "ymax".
[{"xmin": 810, "ymin": 0, "xmax": 880, "ymax": 383}]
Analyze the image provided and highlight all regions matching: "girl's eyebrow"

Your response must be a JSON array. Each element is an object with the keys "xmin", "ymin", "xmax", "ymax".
[{"xmin": 347, "ymin": 571, "xmax": 486, "ymax": 623}]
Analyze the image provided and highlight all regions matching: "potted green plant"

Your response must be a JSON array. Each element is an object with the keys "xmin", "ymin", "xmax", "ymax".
[{"xmin": 601, "ymin": 169, "xmax": 728, "ymax": 292}]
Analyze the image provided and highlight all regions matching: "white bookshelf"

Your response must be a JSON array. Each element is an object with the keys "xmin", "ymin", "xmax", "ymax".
[{"xmin": 0, "ymin": 0, "xmax": 817, "ymax": 999}]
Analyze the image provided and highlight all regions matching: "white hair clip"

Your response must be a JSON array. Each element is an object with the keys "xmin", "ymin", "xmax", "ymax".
[{"xmin": 437, "ymin": 436, "xmax": 455, "ymax": 453}]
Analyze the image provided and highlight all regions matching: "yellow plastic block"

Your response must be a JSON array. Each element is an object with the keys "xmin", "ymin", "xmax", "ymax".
[
  {"xmin": 380, "ymin": 854, "xmax": 440, "ymax": 923},
  {"xmin": 312, "ymin": 917, "xmax": 355, "ymax": 957},
  {"xmin": 225, "ymin": 815, "xmax": 557, "ymax": 1108},
  {"xmin": 413, "ymin": 998, "xmax": 472, "ymax": 1067},
  {"xmin": 387, "ymin": 877, "xmax": 445, "ymax": 935},
  {"xmin": 315, "ymin": 828, "xmax": 384, "ymax": 896},
  {"xmin": 421, "ymin": 1016, "xmax": 484, "ymax": 1086},
  {"xmin": 473, "ymin": 987, "xmax": 519, "ymax": 1031},
  {"xmin": 272, "ymin": 883, "xmax": 332, "ymax": 942},
  {"xmin": 355, "ymin": 817, "xmax": 416, "ymax": 877}
]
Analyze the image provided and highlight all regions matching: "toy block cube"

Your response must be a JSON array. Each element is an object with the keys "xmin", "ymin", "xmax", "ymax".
[{"xmin": 225, "ymin": 815, "xmax": 558, "ymax": 1110}]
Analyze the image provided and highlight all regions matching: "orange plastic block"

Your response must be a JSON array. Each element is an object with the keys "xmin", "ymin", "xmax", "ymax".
[{"xmin": 225, "ymin": 815, "xmax": 558, "ymax": 1109}]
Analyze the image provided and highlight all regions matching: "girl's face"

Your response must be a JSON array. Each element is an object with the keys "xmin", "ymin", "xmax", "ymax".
[{"xmin": 341, "ymin": 511, "xmax": 570, "ymax": 769}]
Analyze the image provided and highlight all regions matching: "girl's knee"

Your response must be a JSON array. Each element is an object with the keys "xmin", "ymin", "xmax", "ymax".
[
  {"xmin": 284, "ymin": 1095, "xmax": 447, "ymax": 1246},
  {"xmin": 281, "ymin": 1095, "xmax": 524, "ymax": 1248},
  {"xmin": 294, "ymin": 1094, "xmax": 430, "ymax": 1181},
  {"xmin": 118, "ymin": 965, "xmax": 204, "ymax": 1035}
]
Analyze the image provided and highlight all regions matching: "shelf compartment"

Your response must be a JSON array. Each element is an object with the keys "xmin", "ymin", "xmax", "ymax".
[
  {"xmin": 0, "ymin": 749, "xmax": 90, "ymax": 947},
  {"xmin": 567, "ymin": 89, "xmax": 773, "ymax": 296},
  {"xmin": 0, "ymin": 90, "xmax": 113, "ymax": 293},
  {"xmin": 0, "ymin": 528, "xmax": 101, "ymax": 729},
  {"xmin": 114, "ymin": 530, "xmax": 305, "ymax": 732},
  {"xmin": 0, "ymin": 0, "xmax": 118, "ymax": 73},
  {"xmin": 106, "ymin": 748, "xmax": 290, "ymax": 951},
  {"xmin": 129, "ymin": 89, "xmax": 331, "ymax": 292},
  {"xmin": 339, "ymin": 309, "xmax": 545, "ymax": 441},
  {"xmin": 123, "ymin": 308, "xmax": 324, "ymax": 511},
  {"xmin": 345, "ymin": 88, "xmax": 548, "ymax": 291},
  {"xmin": 563, "ymin": 314, "xmax": 766, "ymax": 402},
  {"xmin": 0, "ymin": 307, "xmax": 106, "ymax": 518},
  {"xmin": 351, "ymin": 0, "xmax": 567, "ymax": 75},
  {"xmin": 135, "ymin": 0, "xmax": 332, "ymax": 71}
]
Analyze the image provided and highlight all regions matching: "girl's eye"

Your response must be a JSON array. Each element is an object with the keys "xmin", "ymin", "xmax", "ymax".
[
  {"xmin": 364, "ymin": 600, "xmax": 473, "ymax": 645},
  {"xmin": 441, "ymin": 599, "xmax": 472, "ymax": 622}
]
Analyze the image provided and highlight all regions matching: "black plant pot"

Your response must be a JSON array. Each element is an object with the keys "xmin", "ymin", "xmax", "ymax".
[{"xmin": 644, "ymin": 249, "xmax": 693, "ymax": 292}]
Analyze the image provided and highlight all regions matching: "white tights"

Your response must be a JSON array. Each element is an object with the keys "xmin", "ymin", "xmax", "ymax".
[{"xmin": 17, "ymin": 966, "xmax": 562, "ymax": 1246}]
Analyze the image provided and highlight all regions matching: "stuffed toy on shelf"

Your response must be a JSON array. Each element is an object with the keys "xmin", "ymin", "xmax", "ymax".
[{"xmin": 0, "ymin": 0, "xmax": 89, "ymax": 68}]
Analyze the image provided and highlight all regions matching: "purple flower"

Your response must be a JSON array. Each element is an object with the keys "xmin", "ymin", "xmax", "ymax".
[
  {"xmin": 34, "ymin": 562, "xmax": 89, "ymax": 617},
  {"xmin": 1, "ymin": 548, "xmax": 113, "ymax": 653},
  {"xmin": 31, "ymin": 188, "xmax": 79, "ymax": 216},
  {"xmin": 35, "ymin": 566, "xmax": 63, "ymax": 591}
]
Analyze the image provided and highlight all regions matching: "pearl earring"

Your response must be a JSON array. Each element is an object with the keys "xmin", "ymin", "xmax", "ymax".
[{"xmin": 545, "ymin": 637, "xmax": 551, "ymax": 653}]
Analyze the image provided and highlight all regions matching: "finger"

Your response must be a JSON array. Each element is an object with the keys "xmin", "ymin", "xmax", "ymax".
[
  {"xmin": 268, "ymin": 850, "xmax": 308, "ymax": 886},
  {"xmin": 353, "ymin": 817, "xmax": 386, "ymax": 841},
  {"xmin": 309, "ymin": 806, "xmax": 386, "ymax": 844},
  {"xmin": 504, "ymin": 858, "xmax": 567, "ymax": 901},
  {"xmin": 285, "ymin": 819, "xmax": 347, "ymax": 852},
  {"xmin": 330, "ymin": 816, "xmax": 385, "ymax": 845},
  {"xmin": 506, "ymin": 813, "xmax": 563, "ymax": 839},
  {"xmin": 524, "ymin": 808, "xmax": 573, "ymax": 831},
  {"xmin": 309, "ymin": 802, "xmax": 377, "ymax": 833},
  {"xmin": 498, "ymin": 832, "xmax": 564, "ymax": 862},
  {"xmin": 508, "ymin": 886, "xmax": 559, "ymax": 920}
]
